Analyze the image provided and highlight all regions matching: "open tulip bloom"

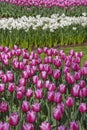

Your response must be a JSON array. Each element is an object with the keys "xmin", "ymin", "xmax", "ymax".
[{"xmin": 0, "ymin": 45, "xmax": 87, "ymax": 129}]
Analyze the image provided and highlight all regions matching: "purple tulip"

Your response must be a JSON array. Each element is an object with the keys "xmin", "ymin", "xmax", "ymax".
[
  {"xmin": 79, "ymin": 103, "xmax": 87, "ymax": 113},
  {"xmin": 79, "ymin": 80, "xmax": 86, "ymax": 88},
  {"xmin": 48, "ymin": 83, "xmax": 56, "ymax": 91},
  {"xmin": 18, "ymin": 78, "xmax": 26, "ymax": 86},
  {"xmin": 34, "ymin": 89, "xmax": 44, "ymax": 100},
  {"xmin": 57, "ymin": 125, "xmax": 67, "ymax": 130},
  {"xmin": 36, "ymin": 80, "xmax": 43, "ymax": 89},
  {"xmin": 54, "ymin": 92, "xmax": 62, "ymax": 103},
  {"xmin": 56, "ymin": 102, "xmax": 65, "ymax": 113},
  {"xmin": 53, "ymin": 69, "xmax": 61, "ymax": 80},
  {"xmin": 32, "ymin": 102, "xmax": 41, "ymax": 112},
  {"xmin": 53, "ymin": 107, "xmax": 63, "ymax": 121},
  {"xmin": 58, "ymin": 84, "xmax": 66, "ymax": 94},
  {"xmin": 26, "ymin": 110, "xmax": 36, "ymax": 123},
  {"xmin": 40, "ymin": 122, "xmax": 52, "ymax": 130},
  {"xmin": 32, "ymin": 75, "xmax": 39, "ymax": 84},
  {"xmin": 1, "ymin": 122, "xmax": 10, "ymax": 130},
  {"xmin": 22, "ymin": 122, "xmax": 34, "ymax": 130},
  {"xmin": 8, "ymin": 83, "xmax": 15, "ymax": 93},
  {"xmin": 66, "ymin": 96, "xmax": 74, "ymax": 107},
  {"xmin": 70, "ymin": 121, "xmax": 79, "ymax": 130},
  {"xmin": 22, "ymin": 100, "xmax": 30, "ymax": 113},
  {"xmin": 0, "ymin": 83, "xmax": 5, "ymax": 92},
  {"xmin": 9, "ymin": 112, "xmax": 20, "ymax": 126},
  {"xmin": 41, "ymin": 71, "xmax": 47, "ymax": 80},
  {"xmin": 47, "ymin": 91, "xmax": 54, "ymax": 102},
  {"xmin": 71, "ymin": 84, "xmax": 80, "ymax": 97},
  {"xmin": 25, "ymin": 88, "xmax": 33, "ymax": 98},
  {"xmin": 0, "ymin": 101, "xmax": 8, "ymax": 113}
]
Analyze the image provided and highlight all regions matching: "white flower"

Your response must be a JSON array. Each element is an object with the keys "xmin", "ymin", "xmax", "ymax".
[{"xmin": 72, "ymin": 27, "xmax": 77, "ymax": 30}]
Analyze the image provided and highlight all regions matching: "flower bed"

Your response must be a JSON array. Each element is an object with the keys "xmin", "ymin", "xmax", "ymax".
[{"xmin": 0, "ymin": 45, "xmax": 87, "ymax": 130}]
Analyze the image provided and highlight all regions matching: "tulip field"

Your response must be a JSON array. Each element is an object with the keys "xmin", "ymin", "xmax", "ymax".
[{"xmin": 0, "ymin": 0, "xmax": 87, "ymax": 130}]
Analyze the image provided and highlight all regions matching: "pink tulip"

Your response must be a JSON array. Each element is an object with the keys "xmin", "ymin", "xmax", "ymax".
[
  {"xmin": 22, "ymin": 122, "xmax": 34, "ymax": 130},
  {"xmin": 53, "ymin": 69, "xmax": 61, "ymax": 80},
  {"xmin": 18, "ymin": 78, "xmax": 26, "ymax": 86},
  {"xmin": 54, "ymin": 92, "xmax": 62, "ymax": 103},
  {"xmin": 79, "ymin": 103, "xmax": 87, "ymax": 113},
  {"xmin": 48, "ymin": 83, "xmax": 56, "ymax": 91},
  {"xmin": 53, "ymin": 107, "xmax": 63, "ymax": 121},
  {"xmin": 9, "ymin": 112, "xmax": 20, "ymax": 126},
  {"xmin": 25, "ymin": 88, "xmax": 33, "ymax": 98},
  {"xmin": 47, "ymin": 91, "xmax": 54, "ymax": 102},
  {"xmin": 0, "ymin": 83, "xmax": 5, "ymax": 92},
  {"xmin": 70, "ymin": 121, "xmax": 79, "ymax": 130},
  {"xmin": 22, "ymin": 100, "xmax": 30, "ymax": 113},
  {"xmin": 8, "ymin": 83, "xmax": 15, "ymax": 93},
  {"xmin": 26, "ymin": 110, "xmax": 36, "ymax": 123},
  {"xmin": 0, "ymin": 101, "xmax": 8, "ymax": 113},
  {"xmin": 32, "ymin": 102, "xmax": 41, "ymax": 112},
  {"xmin": 34, "ymin": 89, "xmax": 44, "ymax": 100},
  {"xmin": 40, "ymin": 122, "xmax": 52, "ymax": 130},
  {"xmin": 71, "ymin": 84, "xmax": 80, "ymax": 97},
  {"xmin": 58, "ymin": 84, "xmax": 66, "ymax": 94},
  {"xmin": 57, "ymin": 125, "xmax": 67, "ymax": 130},
  {"xmin": 41, "ymin": 71, "xmax": 47, "ymax": 80},
  {"xmin": 36, "ymin": 80, "xmax": 43, "ymax": 89},
  {"xmin": 66, "ymin": 96, "xmax": 74, "ymax": 107},
  {"xmin": 79, "ymin": 80, "xmax": 86, "ymax": 88}
]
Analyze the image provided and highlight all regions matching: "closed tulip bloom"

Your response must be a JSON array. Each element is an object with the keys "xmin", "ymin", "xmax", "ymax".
[
  {"xmin": 9, "ymin": 112, "xmax": 20, "ymax": 126},
  {"xmin": 58, "ymin": 84, "xmax": 66, "ymax": 94},
  {"xmin": 17, "ymin": 91, "xmax": 23, "ymax": 100},
  {"xmin": 38, "ymin": 64, "xmax": 44, "ymax": 71},
  {"xmin": 79, "ymin": 80, "xmax": 86, "ymax": 88},
  {"xmin": 41, "ymin": 71, "xmax": 47, "ymax": 80},
  {"xmin": 78, "ymin": 52, "xmax": 83, "ymax": 58},
  {"xmin": 26, "ymin": 110, "xmax": 36, "ymax": 123},
  {"xmin": 32, "ymin": 102, "xmax": 41, "ymax": 112},
  {"xmin": 56, "ymin": 102, "xmax": 65, "ymax": 113},
  {"xmin": 43, "ymin": 47, "xmax": 48, "ymax": 53},
  {"xmin": 53, "ymin": 107, "xmax": 63, "ymax": 121},
  {"xmin": 13, "ymin": 61, "xmax": 19, "ymax": 69},
  {"xmin": 25, "ymin": 88, "xmax": 33, "ymax": 98},
  {"xmin": 2, "ymin": 74, "xmax": 8, "ymax": 83},
  {"xmin": 66, "ymin": 96, "xmax": 74, "ymax": 107},
  {"xmin": 48, "ymin": 83, "xmax": 56, "ymax": 91},
  {"xmin": 82, "ymin": 88, "xmax": 87, "ymax": 97},
  {"xmin": 22, "ymin": 100, "xmax": 30, "ymax": 113},
  {"xmin": 8, "ymin": 83, "xmax": 15, "ymax": 93},
  {"xmin": 70, "ymin": 121, "xmax": 79, "ymax": 130},
  {"xmin": 57, "ymin": 125, "xmax": 67, "ymax": 130},
  {"xmin": 22, "ymin": 71, "xmax": 29, "ymax": 79},
  {"xmin": 47, "ymin": 91, "xmax": 54, "ymax": 102},
  {"xmin": 0, "ymin": 70, "xmax": 4, "ymax": 78},
  {"xmin": 36, "ymin": 80, "xmax": 43, "ymax": 89},
  {"xmin": 34, "ymin": 89, "xmax": 44, "ymax": 100},
  {"xmin": 66, "ymin": 73, "xmax": 75, "ymax": 85},
  {"xmin": 0, "ymin": 83, "xmax": 5, "ymax": 92},
  {"xmin": 44, "ymin": 80, "xmax": 50, "ymax": 89},
  {"xmin": 18, "ymin": 78, "xmax": 26, "ymax": 86},
  {"xmin": 53, "ymin": 58, "xmax": 62, "ymax": 67},
  {"xmin": 71, "ymin": 84, "xmax": 80, "ymax": 97},
  {"xmin": 79, "ymin": 103, "xmax": 87, "ymax": 113},
  {"xmin": 74, "ymin": 71, "xmax": 81, "ymax": 80},
  {"xmin": 22, "ymin": 122, "xmax": 34, "ymax": 130},
  {"xmin": 0, "ymin": 101, "xmax": 8, "ymax": 113},
  {"xmin": 37, "ymin": 48, "xmax": 43, "ymax": 54},
  {"xmin": 54, "ymin": 92, "xmax": 62, "ymax": 103},
  {"xmin": 81, "ymin": 67, "xmax": 87, "ymax": 76},
  {"xmin": 2, "ymin": 122, "xmax": 10, "ymax": 130},
  {"xmin": 53, "ymin": 69, "xmax": 61, "ymax": 80},
  {"xmin": 0, "ymin": 122, "xmax": 3, "ymax": 129},
  {"xmin": 63, "ymin": 66, "xmax": 70, "ymax": 74},
  {"xmin": 6, "ymin": 71, "xmax": 14, "ymax": 82},
  {"xmin": 70, "ymin": 50, "xmax": 74, "ymax": 56},
  {"xmin": 32, "ymin": 75, "xmax": 39, "ymax": 84},
  {"xmin": 40, "ymin": 122, "xmax": 52, "ymax": 130},
  {"xmin": 71, "ymin": 63, "xmax": 80, "ymax": 71}
]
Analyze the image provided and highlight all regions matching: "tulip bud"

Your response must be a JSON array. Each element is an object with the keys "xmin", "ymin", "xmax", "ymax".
[
  {"xmin": 26, "ymin": 110, "xmax": 36, "ymax": 123},
  {"xmin": 0, "ymin": 83, "xmax": 5, "ymax": 92},
  {"xmin": 22, "ymin": 122, "xmax": 34, "ymax": 130},
  {"xmin": 40, "ymin": 122, "xmax": 52, "ymax": 130},
  {"xmin": 71, "ymin": 84, "xmax": 80, "ymax": 97},
  {"xmin": 41, "ymin": 71, "xmax": 47, "ymax": 80},
  {"xmin": 47, "ymin": 91, "xmax": 54, "ymax": 102},
  {"xmin": 22, "ymin": 100, "xmax": 30, "ymax": 113},
  {"xmin": 36, "ymin": 80, "xmax": 43, "ymax": 89},
  {"xmin": 18, "ymin": 78, "xmax": 26, "ymax": 86},
  {"xmin": 57, "ymin": 125, "xmax": 67, "ymax": 130},
  {"xmin": 32, "ymin": 75, "xmax": 39, "ymax": 84},
  {"xmin": 9, "ymin": 112, "xmax": 20, "ymax": 126},
  {"xmin": 53, "ymin": 69, "xmax": 61, "ymax": 80},
  {"xmin": 79, "ymin": 80, "xmax": 86, "ymax": 88}
]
